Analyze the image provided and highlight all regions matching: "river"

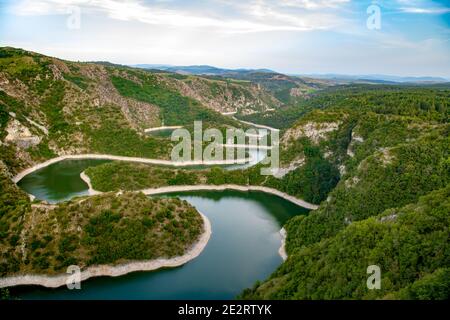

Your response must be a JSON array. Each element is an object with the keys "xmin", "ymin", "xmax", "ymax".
[{"xmin": 12, "ymin": 159, "xmax": 309, "ymax": 299}]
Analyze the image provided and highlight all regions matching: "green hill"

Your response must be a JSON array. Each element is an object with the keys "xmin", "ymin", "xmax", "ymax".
[{"xmin": 0, "ymin": 47, "xmax": 265, "ymax": 172}]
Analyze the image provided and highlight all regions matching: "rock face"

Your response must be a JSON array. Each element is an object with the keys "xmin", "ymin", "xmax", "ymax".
[
  {"xmin": 4, "ymin": 119, "xmax": 41, "ymax": 149},
  {"xmin": 278, "ymin": 120, "xmax": 341, "ymax": 172},
  {"xmin": 345, "ymin": 176, "xmax": 360, "ymax": 188},
  {"xmin": 273, "ymin": 158, "xmax": 305, "ymax": 178},
  {"xmin": 379, "ymin": 148, "xmax": 395, "ymax": 166},
  {"xmin": 338, "ymin": 164, "xmax": 346, "ymax": 176},
  {"xmin": 346, "ymin": 129, "xmax": 364, "ymax": 158},
  {"xmin": 81, "ymin": 64, "xmax": 161, "ymax": 130},
  {"xmin": 165, "ymin": 76, "xmax": 281, "ymax": 114},
  {"xmin": 282, "ymin": 121, "xmax": 341, "ymax": 146}
]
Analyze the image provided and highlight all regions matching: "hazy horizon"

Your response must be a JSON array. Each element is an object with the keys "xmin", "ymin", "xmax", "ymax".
[{"xmin": 130, "ymin": 63, "xmax": 450, "ymax": 79}]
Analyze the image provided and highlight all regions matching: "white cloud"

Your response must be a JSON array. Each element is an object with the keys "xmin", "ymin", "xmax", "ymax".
[
  {"xmin": 400, "ymin": 7, "xmax": 450, "ymax": 14},
  {"xmin": 277, "ymin": 0, "xmax": 350, "ymax": 9},
  {"xmin": 10, "ymin": 0, "xmax": 350, "ymax": 33}
]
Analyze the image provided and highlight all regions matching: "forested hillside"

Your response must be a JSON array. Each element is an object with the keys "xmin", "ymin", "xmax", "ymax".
[
  {"xmin": 241, "ymin": 186, "xmax": 450, "ymax": 299},
  {"xmin": 238, "ymin": 84, "xmax": 449, "ymax": 129},
  {"xmin": 239, "ymin": 85, "xmax": 450, "ymax": 299},
  {"xmin": 0, "ymin": 47, "xmax": 266, "ymax": 172},
  {"xmin": 1, "ymin": 47, "xmax": 449, "ymax": 299}
]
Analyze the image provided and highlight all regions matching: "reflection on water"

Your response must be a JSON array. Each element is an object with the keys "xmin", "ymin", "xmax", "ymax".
[{"xmin": 17, "ymin": 159, "xmax": 111, "ymax": 203}]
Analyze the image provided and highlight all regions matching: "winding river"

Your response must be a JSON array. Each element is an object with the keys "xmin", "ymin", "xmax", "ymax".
[{"xmin": 12, "ymin": 159, "xmax": 309, "ymax": 299}]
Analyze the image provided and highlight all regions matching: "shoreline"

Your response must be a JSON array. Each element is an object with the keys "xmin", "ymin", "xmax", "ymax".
[
  {"xmin": 80, "ymin": 173, "xmax": 318, "ymax": 210},
  {"xmin": 232, "ymin": 117, "xmax": 280, "ymax": 132},
  {"xmin": 13, "ymin": 154, "xmax": 252, "ymax": 184},
  {"xmin": 220, "ymin": 144, "xmax": 272, "ymax": 150},
  {"xmin": 80, "ymin": 172, "xmax": 102, "ymax": 196},
  {"xmin": 16, "ymin": 155, "xmax": 318, "ymax": 210},
  {"xmin": 0, "ymin": 212, "xmax": 211, "ymax": 289},
  {"xmin": 144, "ymin": 126, "xmax": 183, "ymax": 133},
  {"xmin": 141, "ymin": 185, "xmax": 319, "ymax": 210},
  {"xmin": 79, "ymin": 168, "xmax": 318, "ymax": 210}
]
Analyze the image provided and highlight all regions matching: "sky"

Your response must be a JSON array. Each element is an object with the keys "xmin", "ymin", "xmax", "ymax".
[{"xmin": 0, "ymin": 0, "xmax": 449, "ymax": 77}]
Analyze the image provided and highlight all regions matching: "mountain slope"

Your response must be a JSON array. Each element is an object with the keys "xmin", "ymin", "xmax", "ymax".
[
  {"xmin": 134, "ymin": 64, "xmax": 329, "ymax": 106},
  {"xmin": 238, "ymin": 85, "xmax": 450, "ymax": 299},
  {"xmin": 133, "ymin": 64, "xmax": 275, "ymax": 76},
  {"xmin": 241, "ymin": 186, "xmax": 450, "ymax": 299},
  {"xmin": 0, "ymin": 47, "xmax": 266, "ymax": 171}
]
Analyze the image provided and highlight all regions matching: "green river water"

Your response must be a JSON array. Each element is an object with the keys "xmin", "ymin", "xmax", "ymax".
[{"xmin": 12, "ymin": 159, "xmax": 309, "ymax": 299}]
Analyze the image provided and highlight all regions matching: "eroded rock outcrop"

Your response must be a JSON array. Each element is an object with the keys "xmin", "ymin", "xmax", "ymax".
[
  {"xmin": 4, "ymin": 119, "xmax": 41, "ymax": 149},
  {"xmin": 282, "ymin": 121, "xmax": 341, "ymax": 146}
]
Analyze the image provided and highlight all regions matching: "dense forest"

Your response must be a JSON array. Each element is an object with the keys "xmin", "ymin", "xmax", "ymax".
[
  {"xmin": 86, "ymin": 83, "xmax": 450, "ymax": 299},
  {"xmin": 241, "ymin": 186, "xmax": 450, "ymax": 299},
  {"xmin": 238, "ymin": 86, "xmax": 450, "ymax": 299},
  {"xmin": 238, "ymin": 84, "xmax": 449, "ymax": 129}
]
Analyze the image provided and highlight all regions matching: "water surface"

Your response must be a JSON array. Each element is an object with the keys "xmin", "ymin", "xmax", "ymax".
[
  {"xmin": 17, "ymin": 159, "xmax": 111, "ymax": 203},
  {"xmin": 12, "ymin": 159, "xmax": 308, "ymax": 300},
  {"xmin": 12, "ymin": 190, "xmax": 308, "ymax": 300}
]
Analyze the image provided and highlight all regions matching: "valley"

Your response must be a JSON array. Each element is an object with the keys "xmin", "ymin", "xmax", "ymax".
[{"xmin": 0, "ymin": 47, "xmax": 449, "ymax": 300}]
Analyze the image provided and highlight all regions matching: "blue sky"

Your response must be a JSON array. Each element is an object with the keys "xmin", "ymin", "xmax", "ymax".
[{"xmin": 0, "ymin": 0, "xmax": 449, "ymax": 77}]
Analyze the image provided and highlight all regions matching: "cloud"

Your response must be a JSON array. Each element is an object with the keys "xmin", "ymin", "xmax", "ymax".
[
  {"xmin": 395, "ymin": 0, "xmax": 450, "ymax": 14},
  {"xmin": 10, "ymin": 0, "xmax": 350, "ymax": 33},
  {"xmin": 277, "ymin": 0, "xmax": 350, "ymax": 9},
  {"xmin": 400, "ymin": 7, "xmax": 450, "ymax": 14}
]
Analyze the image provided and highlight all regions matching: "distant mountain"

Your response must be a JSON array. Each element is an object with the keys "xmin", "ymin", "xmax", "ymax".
[
  {"xmin": 299, "ymin": 73, "xmax": 449, "ymax": 84},
  {"xmin": 132, "ymin": 64, "xmax": 275, "ymax": 76},
  {"xmin": 132, "ymin": 65, "xmax": 449, "ymax": 85},
  {"xmin": 131, "ymin": 64, "xmax": 330, "ymax": 104}
]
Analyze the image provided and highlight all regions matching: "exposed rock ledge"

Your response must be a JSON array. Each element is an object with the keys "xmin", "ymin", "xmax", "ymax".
[
  {"xmin": 278, "ymin": 228, "xmax": 288, "ymax": 261},
  {"xmin": 282, "ymin": 121, "xmax": 340, "ymax": 145},
  {"xmin": 5, "ymin": 119, "xmax": 41, "ymax": 149},
  {"xmin": 272, "ymin": 158, "xmax": 305, "ymax": 178},
  {"xmin": 0, "ymin": 212, "xmax": 211, "ymax": 289}
]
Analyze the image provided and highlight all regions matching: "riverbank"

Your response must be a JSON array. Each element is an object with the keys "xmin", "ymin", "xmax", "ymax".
[
  {"xmin": 0, "ymin": 212, "xmax": 211, "ymax": 289},
  {"xmin": 79, "ymin": 172, "xmax": 318, "ymax": 210},
  {"xmin": 233, "ymin": 117, "xmax": 280, "ymax": 132},
  {"xmin": 13, "ymin": 154, "xmax": 252, "ymax": 183},
  {"xmin": 220, "ymin": 144, "xmax": 272, "ymax": 150},
  {"xmin": 142, "ymin": 185, "xmax": 318, "ymax": 210},
  {"xmin": 80, "ymin": 172, "xmax": 101, "ymax": 196},
  {"xmin": 144, "ymin": 126, "xmax": 183, "ymax": 133}
]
